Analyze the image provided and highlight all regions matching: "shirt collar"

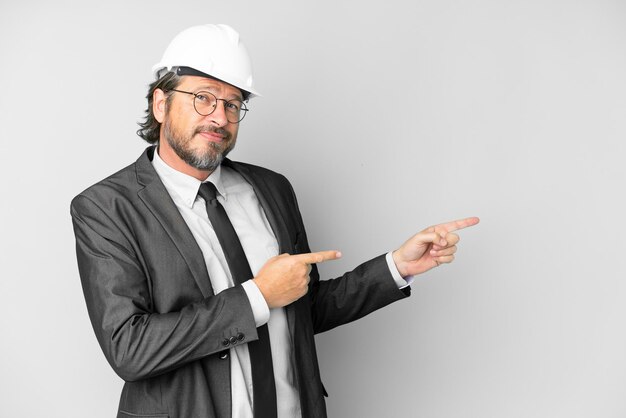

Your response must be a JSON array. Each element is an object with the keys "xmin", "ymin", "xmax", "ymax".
[{"xmin": 152, "ymin": 146, "xmax": 228, "ymax": 208}]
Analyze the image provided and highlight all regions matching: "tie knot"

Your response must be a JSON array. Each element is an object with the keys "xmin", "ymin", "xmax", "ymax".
[{"xmin": 198, "ymin": 182, "xmax": 219, "ymax": 206}]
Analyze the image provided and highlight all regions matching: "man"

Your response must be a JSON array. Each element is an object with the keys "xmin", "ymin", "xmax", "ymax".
[{"xmin": 71, "ymin": 24, "xmax": 478, "ymax": 418}]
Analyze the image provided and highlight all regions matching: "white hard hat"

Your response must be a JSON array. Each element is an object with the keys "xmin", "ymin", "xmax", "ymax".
[{"xmin": 152, "ymin": 24, "xmax": 260, "ymax": 99}]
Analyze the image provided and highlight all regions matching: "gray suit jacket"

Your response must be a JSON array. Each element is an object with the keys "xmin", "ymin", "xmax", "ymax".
[{"xmin": 71, "ymin": 146, "xmax": 410, "ymax": 418}]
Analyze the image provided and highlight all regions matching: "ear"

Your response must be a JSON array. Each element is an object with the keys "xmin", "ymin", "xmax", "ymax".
[{"xmin": 153, "ymin": 88, "xmax": 167, "ymax": 123}]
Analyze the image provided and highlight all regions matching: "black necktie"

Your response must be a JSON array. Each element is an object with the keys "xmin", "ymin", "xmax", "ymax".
[{"xmin": 198, "ymin": 181, "xmax": 278, "ymax": 418}]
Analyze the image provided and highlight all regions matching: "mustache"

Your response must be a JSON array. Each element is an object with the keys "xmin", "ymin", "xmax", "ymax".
[{"xmin": 194, "ymin": 125, "xmax": 230, "ymax": 140}]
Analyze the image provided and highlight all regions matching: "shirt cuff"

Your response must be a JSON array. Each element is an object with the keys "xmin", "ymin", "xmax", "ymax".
[
  {"xmin": 242, "ymin": 280, "xmax": 271, "ymax": 327},
  {"xmin": 386, "ymin": 251, "xmax": 414, "ymax": 289}
]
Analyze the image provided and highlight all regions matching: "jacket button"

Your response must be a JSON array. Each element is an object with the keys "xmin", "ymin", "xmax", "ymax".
[
  {"xmin": 219, "ymin": 350, "xmax": 229, "ymax": 360},
  {"xmin": 237, "ymin": 333, "xmax": 245, "ymax": 341},
  {"xmin": 229, "ymin": 336, "xmax": 238, "ymax": 345},
  {"xmin": 222, "ymin": 338, "xmax": 230, "ymax": 347}
]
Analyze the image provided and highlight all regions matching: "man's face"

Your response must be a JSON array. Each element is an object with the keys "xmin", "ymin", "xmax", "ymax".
[{"xmin": 160, "ymin": 76, "xmax": 242, "ymax": 172}]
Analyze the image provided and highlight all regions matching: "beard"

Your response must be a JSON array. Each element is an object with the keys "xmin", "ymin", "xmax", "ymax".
[{"xmin": 163, "ymin": 116, "xmax": 236, "ymax": 172}]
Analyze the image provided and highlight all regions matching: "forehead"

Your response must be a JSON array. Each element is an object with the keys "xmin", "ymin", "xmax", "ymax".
[{"xmin": 178, "ymin": 75, "xmax": 243, "ymax": 100}]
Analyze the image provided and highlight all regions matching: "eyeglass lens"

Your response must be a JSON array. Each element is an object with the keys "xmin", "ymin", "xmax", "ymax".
[{"xmin": 193, "ymin": 91, "xmax": 247, "ymax": 123}]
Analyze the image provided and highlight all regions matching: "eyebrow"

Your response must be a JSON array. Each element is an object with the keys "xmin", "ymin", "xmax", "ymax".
[{"xmin": 192, "ymin": 85, "xmax": 243, "ymax": 101}]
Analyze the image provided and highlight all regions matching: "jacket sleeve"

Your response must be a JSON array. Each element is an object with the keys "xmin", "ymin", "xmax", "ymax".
[
  {"xmin": 70, "ymin": 194, "xmax": 258, "ymax": 382},
  {"xmin": 284, "ymin": 181, "xmax": 411, "ymax": 335}
]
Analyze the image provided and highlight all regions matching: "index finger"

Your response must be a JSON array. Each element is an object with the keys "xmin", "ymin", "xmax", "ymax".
[
  {"xmin": 293, "ymin": 250, "xmax": 342, "ymax": 264},
  {"xmin": 435, "ymin": 217, "xmax": 480, "ymax": 233}
]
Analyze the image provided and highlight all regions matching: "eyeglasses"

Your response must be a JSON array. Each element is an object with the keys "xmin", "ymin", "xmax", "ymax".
[{"xmin": 167, "ymin": 89, "xmax": 249, "ymax": 123}]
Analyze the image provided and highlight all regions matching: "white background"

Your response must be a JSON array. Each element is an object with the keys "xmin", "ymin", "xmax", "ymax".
[{"xmin": 1, "ymin": 1, "xmax": 625, "ymax": 417}]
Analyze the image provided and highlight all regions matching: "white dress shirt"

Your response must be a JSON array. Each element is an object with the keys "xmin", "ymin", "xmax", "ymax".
[{"xmin": 152, "ymin": 149, "xmax": 411, "ymax": 417}]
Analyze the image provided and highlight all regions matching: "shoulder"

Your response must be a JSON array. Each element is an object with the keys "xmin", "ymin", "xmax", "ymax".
[{"xmin": 70, "ymin": 154, "xmax": 145, "ymax": 218}]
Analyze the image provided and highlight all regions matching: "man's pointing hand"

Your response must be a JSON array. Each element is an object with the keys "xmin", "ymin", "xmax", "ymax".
[
  {"xmin": 392, "ymin": 217, "xmax": 480, "ymax": 278},
  {"xmin": 254, "ymin": 250, "xmax": 342, "ymax": 308}
]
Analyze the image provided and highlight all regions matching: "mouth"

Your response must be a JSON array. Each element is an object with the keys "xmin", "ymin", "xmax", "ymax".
[
  {"xmin": 199, "ymin": 132, "xmax": 224, "ymax": 143},
  {"xmin": 197, "ymin": 131, "xmax": 225, "ymax": 143}
]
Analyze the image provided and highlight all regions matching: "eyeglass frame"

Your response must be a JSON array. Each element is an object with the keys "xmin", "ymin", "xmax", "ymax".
[{"xmin": 166, "ymin": 88, "xmax": 249, "ymax": 123}]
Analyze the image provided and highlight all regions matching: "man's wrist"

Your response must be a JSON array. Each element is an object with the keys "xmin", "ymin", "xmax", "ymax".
[
  {"xmin": 391, "ymin": 250, "xmax": 408, "ymax": 277},
  {"xmin": 242, "ymin": 280, "xmax": 270, "ymax": 327},
  {"xmin": 386, "ymin": 251, "xmax": 413, "ymax": 289}
]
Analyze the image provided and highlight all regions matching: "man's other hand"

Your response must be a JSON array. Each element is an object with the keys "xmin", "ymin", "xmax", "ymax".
[
  {"xmin": 392, "ymin": 217, "xmax": 480, "ymax": 277},
  {"xmin": 253, "ymin": 251, "xmax": 342, "ymax": 308}
]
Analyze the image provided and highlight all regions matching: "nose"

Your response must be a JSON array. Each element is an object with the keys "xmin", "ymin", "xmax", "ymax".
[{"xmin": 207, "ymin": 100, "xmax": 229, "ymax": 127}]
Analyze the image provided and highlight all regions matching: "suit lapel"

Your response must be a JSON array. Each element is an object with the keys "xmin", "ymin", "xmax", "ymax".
[
  {"xmin": 224, "ymin": 159, "xmax": 303, "ymax": 335},
  {"xmin": 223, "ymin": 159, "xmax": 293, "ymax": 255},
  {"xmin": 135, "ymin": 146, "xmax": 214, "ymax": 298}
]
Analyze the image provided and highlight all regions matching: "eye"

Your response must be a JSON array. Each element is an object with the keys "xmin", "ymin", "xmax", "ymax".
[
  {"xmin": 225, "ymin": 101, "xmax": 241, "ymax": 111},
  {"xmin": 196, "ymin": 93, "xmax": 209, "ymax": 102}
]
